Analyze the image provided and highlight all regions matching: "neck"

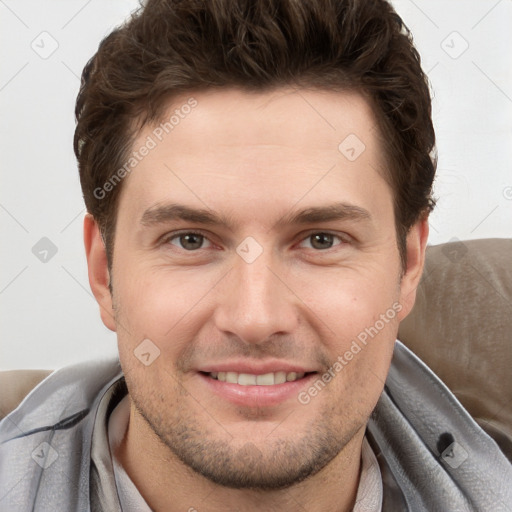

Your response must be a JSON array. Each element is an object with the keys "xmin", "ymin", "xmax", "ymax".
[{"xmin": 115, "ymin": 402, "xmax": 365, "ymax": 512}]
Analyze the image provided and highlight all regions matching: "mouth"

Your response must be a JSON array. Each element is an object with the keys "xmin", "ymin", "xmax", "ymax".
[
  {"xmin": 203, "ymin": 370, "xmax": 312, "ymax": 385},
  {"xmin": 197, "ymin": 369, "xmax": 318, "ymax": 407}
]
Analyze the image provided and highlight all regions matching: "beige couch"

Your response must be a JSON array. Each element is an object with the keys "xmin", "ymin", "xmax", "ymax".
[
  {"xmin": 398, "ymin": 237, "xmax": 512, "ymax": 461},
  {"xmin": 1, "ymin": 238, "xmax": 511, "ymax": 460}
]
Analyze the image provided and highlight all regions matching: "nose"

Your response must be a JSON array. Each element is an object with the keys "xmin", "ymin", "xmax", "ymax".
[{"xmin": 213, "ymin": 245, "xmax": 299, "ymax": 345}]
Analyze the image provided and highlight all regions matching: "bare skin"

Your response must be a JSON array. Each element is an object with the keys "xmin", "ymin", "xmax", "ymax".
[{"xmin": 85, "ymin": 87, "xmax": 428, "ymax": 512}]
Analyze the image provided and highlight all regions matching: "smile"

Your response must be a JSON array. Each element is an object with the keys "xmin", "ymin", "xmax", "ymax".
[
  {"xmin": 198, "ymin": 369, "xmax": 317, "ymax": 407},
  {"xmin": 207, "ymin": 371, "xmax": 307, "ymax": 385}
]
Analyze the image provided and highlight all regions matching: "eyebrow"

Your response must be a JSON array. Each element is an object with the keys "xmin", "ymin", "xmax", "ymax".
[{"xmin": 140, "ymin": 202, "xmax": 372, "ymax": 230}]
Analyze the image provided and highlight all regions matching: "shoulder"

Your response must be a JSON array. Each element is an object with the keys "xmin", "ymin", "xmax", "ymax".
[
  {"xmin": 0, "ymin": 356, "xmax": 122, "ymax": 440},
  {"xmin": 0, "ymin": 357, "xmax": 123, "ymax": 510}
]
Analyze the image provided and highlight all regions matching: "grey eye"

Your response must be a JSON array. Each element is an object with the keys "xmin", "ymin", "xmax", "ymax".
[
  {"xmin": 309, "ymin": 233, "xmax": 336, "ymax": 250},
  {"xmin": 169, "ymin": 232, "xmax": 211, "ymax": 250}
]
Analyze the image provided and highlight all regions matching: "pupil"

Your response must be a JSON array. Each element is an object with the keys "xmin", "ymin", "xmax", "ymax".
[
  {"xmin": 182, "ymin": 234, "xmax": 202, "ymax": 250},
  {"xmin": 312, "ymin": 233, "xmax": 332, "ymax": 250},
  {"xmin": 179, "ymin": 234, "xmax": 333, "ymax": 250}
]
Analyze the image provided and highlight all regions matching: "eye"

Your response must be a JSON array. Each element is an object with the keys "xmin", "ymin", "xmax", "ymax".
[
  {"xmin": 165, "ymin": 231, "xmax": 213, "ymax": 251},
  {"xmin": 298, "ymin": 232, "xmax": 347, "ymax": 251},
  {"xmin": 161, "ymin": 230, "xmax": 348, "ymax": 253}
]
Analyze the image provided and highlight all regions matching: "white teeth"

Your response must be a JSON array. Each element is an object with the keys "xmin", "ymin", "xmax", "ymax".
[
  {"xmin": 274, "ymin": 371, "xmax": 287, "ymax": 384},
  {"xmin": 226, "ymin": 372, "xmax": 238, "ymax": 384},
  {"xmin": 256, "ymin": 373, "xmax": 275, "ymax": 385},
  {"xmin": 211, "ymin": 371, "xmax": 306, "ymax": 385},
  {"xmin": 238, "ymin": 373, "xmax": 257, "ymax": 385}
]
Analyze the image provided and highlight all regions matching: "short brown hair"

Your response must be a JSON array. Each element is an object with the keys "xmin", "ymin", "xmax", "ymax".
[{"xmin": 74, "ymin": 0, "xmax": 436, "ymax": 271}]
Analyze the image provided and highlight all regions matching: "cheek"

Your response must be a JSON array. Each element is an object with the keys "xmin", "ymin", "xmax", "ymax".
[
  {"xmin": 112, "ymin": 240, "xmax": 401, "ymax": 358},
  {"xmin": 315, "ymin": 280, "xmax": 399, "ymax": 406},
  {"xmin": 115, "ymin": 257, "xmax": 400, "ymax": 330},
  {"xmin": 113, "ymin": 264, "xmax": 220, "ymax": 350},
  {"xmin": 297, "ymin": 265, "xmax": 401, "ymax": 399},
  {"xmin": 294, "ymin": 264, "xmax": 401, "ymax": 336}
]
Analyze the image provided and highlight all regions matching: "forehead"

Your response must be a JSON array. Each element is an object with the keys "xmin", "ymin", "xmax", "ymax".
[
  {"xmin": 118, "ymin": 87, "xmax": 391, "ymax": 227},
  {"xmin": 147, "ymin": 87, "xmax": 381, "ymax": 154}
]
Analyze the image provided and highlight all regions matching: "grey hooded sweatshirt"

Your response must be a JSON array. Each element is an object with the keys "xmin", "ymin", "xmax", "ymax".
[{"xmin": 1, "ymin": 340, "xmax": 511, "ymax": 511}]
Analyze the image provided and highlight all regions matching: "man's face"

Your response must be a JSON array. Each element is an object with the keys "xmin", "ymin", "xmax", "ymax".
[{"xmin": 104, "ymin": 88, "xmax": 416, "ymax": 488}]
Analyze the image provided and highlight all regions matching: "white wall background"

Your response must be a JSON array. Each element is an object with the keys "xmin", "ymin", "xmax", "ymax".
[{"xmin": 1, "ymin": 0, "xmax": 511, "ymax": 370}]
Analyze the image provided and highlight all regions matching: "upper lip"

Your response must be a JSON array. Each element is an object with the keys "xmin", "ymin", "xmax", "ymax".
[{"xmin": 197, "ymin": 360, "xmax": 317, "ymax": 375}]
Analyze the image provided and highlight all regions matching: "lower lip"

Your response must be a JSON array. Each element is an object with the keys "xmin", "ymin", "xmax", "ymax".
[{"xmin": 197, "ymin": 372, "xmax": 317, "ymax": 407}]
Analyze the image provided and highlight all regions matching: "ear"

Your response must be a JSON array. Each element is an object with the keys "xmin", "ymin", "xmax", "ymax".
[
  {"xmin": 84, "ymin": 214, "xmax": 116, "ymax": 332},
  {"xmin": 397, "ymin": 215, "xmax": 429, "ymax": 321}
]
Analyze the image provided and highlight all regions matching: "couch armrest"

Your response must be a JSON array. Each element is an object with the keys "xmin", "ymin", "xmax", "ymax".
[
  {"xmin": 0, "ymin": 369, "xmax": 53, "ymax": 420},
  {"xmin": 398, "ymin": 238, "xmax": 512, "ymax": 461}
]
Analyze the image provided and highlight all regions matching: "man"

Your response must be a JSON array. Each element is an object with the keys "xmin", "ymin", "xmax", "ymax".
[{"xmin": 1, "ymin": 0, "xmax": 511, "ymax": 510}]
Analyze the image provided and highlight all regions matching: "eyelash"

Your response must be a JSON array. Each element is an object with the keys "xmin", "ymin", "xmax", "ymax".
[{"xmin": 161, "ymin": 230, "xmax": 350, "ymax": 253}]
